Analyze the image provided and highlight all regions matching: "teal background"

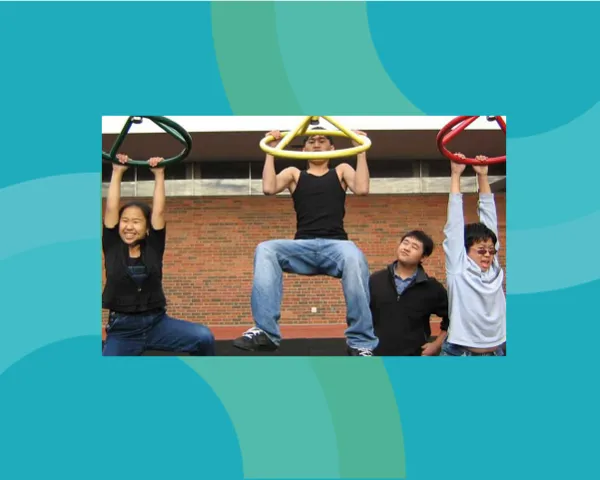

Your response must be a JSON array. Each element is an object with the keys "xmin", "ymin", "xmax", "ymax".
[{"xmin": 0, "ymin": 2, "xmax": 597, "ymax": 479}]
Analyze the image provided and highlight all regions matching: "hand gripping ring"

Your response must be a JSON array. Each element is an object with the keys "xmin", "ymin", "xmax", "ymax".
[
  {"xmin": 102, "ymin": 116, "xmax": 193, "ymax": 167},
  {"xmin": 436, "ymin": 116, "xmax": 506, "ymax": 165},
  {"xmin": 259, "ymin": 116, "xmax": 372, "ymax": 160}
]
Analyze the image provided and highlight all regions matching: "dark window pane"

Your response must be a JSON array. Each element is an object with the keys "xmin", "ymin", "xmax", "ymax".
[
  {"xmin": 165, "ymin": 161, "xmax": 188, "ymax": 180},
  {"xmin": 425, "ymin": 160, "xmax": 452, "ymax": 177},
  {"xmin": 200, "ymin": 162, "xmax": 249, "ymax": 179},
  {"xmin": 426, "ymin": 160, "xmax": 475, "ymax": 177},
  {"xmin": 250, "ymin": 162, "xmax": 262, "ymax": 179},
  {"xmin": 135, "ymin": 162, "xmax": 188, "ymax": 181},
  {"xmin": 102, "ymin": 161, "xmax": 111, "ymax": 182},
  {"xmin": 102, "ymin": 161, "xmax": 134, "ymax": 182},
  {"xmin": 369, "ymin": 159, "xmax": 415, "ymax": 178},
  {"xmin": 488, "ymin": 162, "xmax": 506, "ymax": 176},
  {"xmin": 423, "ymin": 159, "xmax": 506, "ymax": 177},
  {"xmin": 136, "ymin": 166, "xmax": 155, "ymax": 181}
]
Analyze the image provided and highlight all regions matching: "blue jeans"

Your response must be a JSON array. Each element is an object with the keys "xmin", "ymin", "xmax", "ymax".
[
  {"xmin": 251, "ymin": 239, "xmax": 378, "ymax": 350},
  {"xmin": 441, "ymin": 340, "xmax": 505, "ymax": 356},
  {"xmin": 103, "ymin": 309, "xmax": 215, "ymax": 356}
]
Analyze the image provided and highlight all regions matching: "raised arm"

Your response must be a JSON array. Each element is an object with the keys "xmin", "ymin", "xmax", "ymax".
[
  {"xmin": 443, "ymin": 155, "xmax": 467, "ymax": 273},
  {"xmin": 340, "ymin": 130, "xmax": 370, "ymax": 195},
  {"xmin": 148, "ymin": 157, "xmax": 166, "ymax": 230},
  {"xmin": 262, "ymin": 130, "xmax": 298, "ymax": 195},
  {"xmin": 104, "ymin": 154, "xmax": 129, "ymax": 228},
  {"xmin": 472, "ymin": 156, "xmax": 500, "ymax": 249}
]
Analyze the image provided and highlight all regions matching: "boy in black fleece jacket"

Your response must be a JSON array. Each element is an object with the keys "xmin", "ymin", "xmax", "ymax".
[{"xmin": 369, "ymin": 230, "xmax": 449, "ymax": 356}]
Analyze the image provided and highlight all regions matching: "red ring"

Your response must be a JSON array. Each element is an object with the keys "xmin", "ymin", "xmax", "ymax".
[{"xmin": 436, "ymin": 116, "xmax": 506, "ymax": 165}]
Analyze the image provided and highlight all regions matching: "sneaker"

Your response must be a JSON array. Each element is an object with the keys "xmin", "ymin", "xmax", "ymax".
[
  {"xmin": 347, "ymin": 347, "xmax": 374, "ymax": 357},
  {"xmin": 233, "ymin": 327, "xmax": 278, "ymax": 352}
]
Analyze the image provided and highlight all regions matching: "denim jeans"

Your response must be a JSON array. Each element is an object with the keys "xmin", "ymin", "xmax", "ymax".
[
  {"xmin": 251, "ymin": 239, "xmax": 378, "ymax": 350},
  {"xmin": 441, "ymin": 340, "xmax": 505, "ymax": 356},
  {"xmin": 103, "ymin": 308, "xmax": 215, "ymax": 356}
]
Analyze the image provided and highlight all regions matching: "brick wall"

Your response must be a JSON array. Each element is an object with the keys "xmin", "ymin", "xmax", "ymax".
[{"xmin": 101, "ymin": 193, "xmax": 506, "ymax": 330}]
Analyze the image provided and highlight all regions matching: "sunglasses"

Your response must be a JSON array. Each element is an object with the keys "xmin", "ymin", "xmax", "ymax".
[{"xmin": 475, "ymin": 248, "xmax": 497, "ymax": 256}]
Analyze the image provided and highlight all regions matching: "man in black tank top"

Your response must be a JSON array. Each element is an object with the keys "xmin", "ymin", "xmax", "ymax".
[{"xmin": 233, "ymin": 128, "xmax": 379, "ymax": 356}]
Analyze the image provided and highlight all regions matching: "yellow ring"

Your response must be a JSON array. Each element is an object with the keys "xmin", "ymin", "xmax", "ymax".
[{"xmin": 259, "ymin": 116, "xmax": 372, "ymax": 159}]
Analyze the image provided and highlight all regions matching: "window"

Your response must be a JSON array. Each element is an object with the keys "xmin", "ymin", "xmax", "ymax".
[
  {"xmin": 422, "ymin": 159, "xmax": 506, "ymax": 178},
  {"xmin": 369, "ymin": 159, "xmax": 416, "ymax": 178},
  {"xmin": 424, "ymin": 160, "xmax": 453, "ymax": 178},
  {"xmin": 101, "ymin": 160, "xmax": 134, "ymax": 182},
  {"xmin": 137, "ymin": 161, "xmax": 188, "ymax": 181},
  {"xmin": 198, "ymin": 161, "xmax": 249, "ymax": 179}
]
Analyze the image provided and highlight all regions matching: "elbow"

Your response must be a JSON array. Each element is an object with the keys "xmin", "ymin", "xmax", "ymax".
[
  {"xmin": 355, "ymin": 180, "xmax": 370, "ymax": 196},
  {"xmin": 262, "ymin": 180, "xmax": 277, "ymax": 196}
]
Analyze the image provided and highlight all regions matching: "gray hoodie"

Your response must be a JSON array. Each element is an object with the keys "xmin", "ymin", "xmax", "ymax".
[{"xmin": 443, "ymin": 193, "xmax": 506, "ymax": 348}]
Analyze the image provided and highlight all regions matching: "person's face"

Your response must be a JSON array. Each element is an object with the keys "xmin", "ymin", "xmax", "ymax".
[
  {"xmin": 397, "ymin": 236, "xmax": 425, "ymax": 267},
  {"xmin": 119, "ymin": 206, "xmax": 148, "ymax": 245},
  {"xmin": 467, "ymin": 239, "xmax": 496, "ymax": 271},
  {"xmin": 303, "ymin": 135, "xmax": 334, "ymax": 154}
]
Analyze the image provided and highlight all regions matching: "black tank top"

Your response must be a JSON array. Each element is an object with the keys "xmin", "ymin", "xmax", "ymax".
[{"xmin": 292, "ymin": 169, "xmax": 348, "ymax": 240}]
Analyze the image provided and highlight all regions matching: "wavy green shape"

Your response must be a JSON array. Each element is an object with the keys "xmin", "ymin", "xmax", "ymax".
[
  {"xmin": 184, "ymin": 357, "xmax": 405, "ymax": 479},
  {"xmin": 310, "ymin": 358, "xmax": 406, "ymax": 478},
  {"xmin": 183, "ymin": 358, "xmax": 340, "ymax": 478},
  {"xmin": 211, "ymin": 2, "xmax": 302, "ymax": 114},
  {"xmin": 273, "ymin": 2, "xmax": 422, "ymax": 115}
]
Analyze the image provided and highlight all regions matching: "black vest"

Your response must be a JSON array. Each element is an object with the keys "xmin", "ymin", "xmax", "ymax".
[
  {"xmin": 102, "ymin": 240, "xmax": 167, "ymax": 313},
  {"xmin": 292, "ymin": 169, "xmax": 348, "ymax": 240}
]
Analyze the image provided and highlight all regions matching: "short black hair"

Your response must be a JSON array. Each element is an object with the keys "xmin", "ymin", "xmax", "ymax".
[
  {"xmin": 400, "ymin": 230, "xmax": 434, "ymax": 258},
  {"xmin": 302, "ymin": 126, "xmax": 334, "ymax": 146},
  {"xmin": 464, "ymin": 223, "xmax": 497, "ymax": 251}
]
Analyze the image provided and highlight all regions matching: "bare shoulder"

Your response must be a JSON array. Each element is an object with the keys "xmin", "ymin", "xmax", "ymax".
[
  {"xmin": 284, "ymin": 166, "xmax": 301, "ymax": 181},
  {"xmin": 336, "ymin": 163, "xmax": 354, "ymax": 176},
  {"xmin": 336, "ymin": 163, "xmax": 354, "ymax": 172}
]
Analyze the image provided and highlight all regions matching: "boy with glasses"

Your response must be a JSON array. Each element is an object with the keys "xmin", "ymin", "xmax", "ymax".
[{"xmin": 441, "ymin": 154, "xmax": 506, "ymax": 356}]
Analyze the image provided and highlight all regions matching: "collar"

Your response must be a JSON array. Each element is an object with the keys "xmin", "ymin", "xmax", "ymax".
[{"xmin": 389, "ymin": 261, "xmax": 428, "ymax": 283}]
